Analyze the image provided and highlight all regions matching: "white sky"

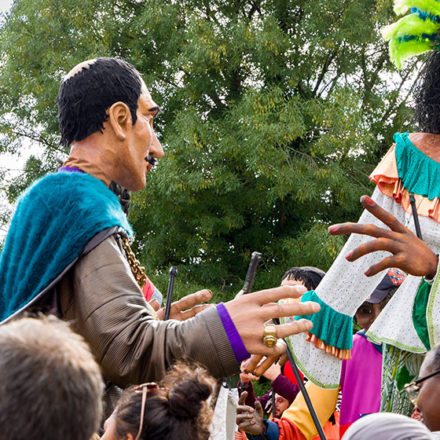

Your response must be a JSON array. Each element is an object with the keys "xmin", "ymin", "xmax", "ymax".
[{"xmin": 0, "ymin": 0, "xmax": 13, "ymax": 14}]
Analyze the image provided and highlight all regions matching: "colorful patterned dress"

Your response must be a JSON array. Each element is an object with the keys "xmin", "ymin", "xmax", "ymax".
[{"xmin": 284, "ymin": 133, "xmax": 440, "ymax": 410}]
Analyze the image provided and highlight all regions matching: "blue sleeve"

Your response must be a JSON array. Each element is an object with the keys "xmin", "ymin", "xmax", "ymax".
[{"xmin": 248, "ymin": 420, "xmax": 280, "ymax": 440}]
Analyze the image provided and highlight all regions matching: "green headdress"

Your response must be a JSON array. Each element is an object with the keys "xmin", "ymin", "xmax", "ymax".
[{"xmin": 382, "ymin": 0, "xmax": 440, "ymax": 68}]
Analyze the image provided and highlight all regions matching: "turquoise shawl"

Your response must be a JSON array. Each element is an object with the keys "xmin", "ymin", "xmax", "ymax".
[{"xmin": 0, "ymin": 172, "xmax": 132, "ymax": 322}]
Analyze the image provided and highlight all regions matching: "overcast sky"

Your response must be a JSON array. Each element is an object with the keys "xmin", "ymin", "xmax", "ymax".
[{"xmin": 0, "ymin": 0, "xmax": 13, "ymax": 14}]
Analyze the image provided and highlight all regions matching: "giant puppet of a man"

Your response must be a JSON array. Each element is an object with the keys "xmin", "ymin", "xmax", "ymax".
[{"xmin": 0, "ymin": 58, "xmax": 320, "ymax": 387}]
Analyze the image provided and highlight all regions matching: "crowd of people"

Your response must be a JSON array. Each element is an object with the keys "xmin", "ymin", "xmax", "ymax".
[{"xmin": 3, "ymin": 1, "xmax": 440, "ymax": 439}]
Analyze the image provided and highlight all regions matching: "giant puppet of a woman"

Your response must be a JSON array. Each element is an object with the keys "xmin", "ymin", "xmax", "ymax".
[{"xmin": 286, "ymin": 0, "xmax": 440, "ymax": 415}]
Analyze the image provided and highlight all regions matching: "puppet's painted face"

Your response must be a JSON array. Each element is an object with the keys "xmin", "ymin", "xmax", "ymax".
[{"xmin": 117, "ymin": 83, "xmax": 163, "ymax": 191}]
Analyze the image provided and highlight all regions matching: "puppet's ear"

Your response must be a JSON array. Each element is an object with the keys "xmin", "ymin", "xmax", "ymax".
[{"xmin": 107, "ymin": 101, "xmax": 132, "ymax": 141}]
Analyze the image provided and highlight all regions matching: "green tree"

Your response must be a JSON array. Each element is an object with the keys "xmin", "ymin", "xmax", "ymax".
[{"xmin": 0, "ymin": 0, "xmax": 419, "ymax": 298}]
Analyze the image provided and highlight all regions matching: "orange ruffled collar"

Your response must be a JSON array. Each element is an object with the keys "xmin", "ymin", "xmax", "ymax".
[{"xmin": 370, "ymin": 144, "xmax": 440, "ymax": 224}]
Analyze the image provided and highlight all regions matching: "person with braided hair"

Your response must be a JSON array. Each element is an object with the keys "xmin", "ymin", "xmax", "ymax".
[{"xmin": 101, "ymin": 363, "xmax": 215, "ymax": 440}]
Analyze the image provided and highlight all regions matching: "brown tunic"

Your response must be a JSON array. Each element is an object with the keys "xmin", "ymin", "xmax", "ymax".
[{"xmin": 57, "ymin": 235, "xmax": 239, "ymax": 387}]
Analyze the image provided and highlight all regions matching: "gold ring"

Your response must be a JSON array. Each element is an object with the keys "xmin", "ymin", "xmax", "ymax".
[{"xmin": 263, "ymin": 324, "xmax": 277, "ymax": 347}]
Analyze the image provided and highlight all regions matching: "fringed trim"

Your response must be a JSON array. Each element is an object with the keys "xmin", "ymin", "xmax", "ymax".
[
  {"xmin": 294, "ymin": 291, "xmax": 353, "ymax": 358},
  {"xmin": 370, "ymin": 134, "xmax": 440, "ymax": 224},
  {"xmin": 374, "ymin": 178, "xmax": 440, "ymax": 224},
  {"xmin": 306, "ymin": 332, "xmax": 352, "ymax": 360}
]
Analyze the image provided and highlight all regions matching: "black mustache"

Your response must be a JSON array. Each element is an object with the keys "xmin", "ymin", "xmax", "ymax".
[{"xmin": 145, "ymin": 155, "xmax": 157, "ymax": 166}]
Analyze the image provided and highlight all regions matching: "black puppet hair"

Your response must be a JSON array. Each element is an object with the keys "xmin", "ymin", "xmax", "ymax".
[
  {"xmin": 57, "ymin": 57, "xmax": 143, "ymax": 146},
  {"xmin": 281, "ymin": 266, "xmax": 325, "ymax": 291},
  {"xmin": 413, "ymin": 51, "xmax": 440, "ymax": 134}
]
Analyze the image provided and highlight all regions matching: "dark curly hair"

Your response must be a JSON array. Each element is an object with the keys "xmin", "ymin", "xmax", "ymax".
[
  {"xmin": 281, "ymin": 266, "xmax": 325, "ymax": 291},
  {"xmin": 413, "ymin": 51, "xmax": 440, "ymax": 134},
  {"xmin": 57, "ymin": 57, "xmax": 142, "ymax": 146},
  {"xmin": 114, "ymin": 363, "xmax": 215, "ymax": 440}
]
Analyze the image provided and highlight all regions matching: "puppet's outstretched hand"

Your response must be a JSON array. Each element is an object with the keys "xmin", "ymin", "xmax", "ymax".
[
  {"xmin": 329, "ymin": 195, "xmax": 438, "ymax": 279},
  {"xmin": 225, "ymin": 285, "xmax": 319, "ymax": 356}
]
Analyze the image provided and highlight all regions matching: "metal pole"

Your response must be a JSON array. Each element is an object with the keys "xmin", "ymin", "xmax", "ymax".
[
  {"xmin": 236, "ymin": 252, "xmax": 262, "ymax": 297},
  {"xmin": 409, "ymin": 194, "xmax": 423, "ymax": 240},
  {"xmin": 164, "ymin": 266, "xmax": 178, "ymax": 320},
  {"xmin": 274, "ymin": 318, "xmax": 326, "ymax": 440}
]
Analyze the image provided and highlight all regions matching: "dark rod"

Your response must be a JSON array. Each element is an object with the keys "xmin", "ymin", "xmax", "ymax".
[
  {"xmin": 274, "ymin": 318, "xmax": 326, "ymax": 440},
  {"xmin": 164, "ymin": 266, "xmax": 178, "ymax": 320},
  {"xmin": 236, "ymin": 251, "xmax": 262, "ymax": 297},
  {"xmin": 409, "ymin": 194, "xmax": 423, "ymax": 240},
  {"xmin": 271, "ymin": 387, "xmax": 276, "ymax": 419}
]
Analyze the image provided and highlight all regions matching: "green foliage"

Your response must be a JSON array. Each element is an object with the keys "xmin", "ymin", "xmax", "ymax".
[{"xmin": 0, "ymin": 0, "xmax": 420, "ymax": 298}]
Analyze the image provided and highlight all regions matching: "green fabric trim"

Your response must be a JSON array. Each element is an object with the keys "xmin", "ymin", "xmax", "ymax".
[
  {"xmin": 428, "ymin": 262, "xmax": 440, "ymax": 346},
  {"xmin": 294, "ymin": 290, "xmax": 353, "ymax": 350},
  {"xmin": 366, "ymin": 330, "xmax": 427, "ymax": 353},
  {"xmin": 412, "ymin": 280, "xmax": 431, "ymax": 351},
  {"xmin": 395, "ymin": 132, "xmax": 440, "ymax": 200}
]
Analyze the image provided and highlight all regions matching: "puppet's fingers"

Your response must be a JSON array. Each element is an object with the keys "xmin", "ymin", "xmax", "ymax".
[
  {"xmin": 236, "ymin": 411, "xmax": 255, "ymax": 422},
  {"xmin": 360, "ymin": 195, "xmax": 408, "ymax": 234},
  {"xmin": 329, "ymin": 221, "xmax": 395, "ymax": 239},
  {"xmin": 345, "ymin": 237, "xmax": 400, "ymax": 262},
  {"xmin": 254, "ymin": 354, "xmax": 279, "ymax": 377},
  {"xmin": 363, "ymin": 255, "xmax": 397, "ymax": 277},
  {"xmin": 170, "ymin": 289, "xmax": 212, "ymax": 313},
  {"xmin": 255, "ymin": 401, "xmax": 264, "ymax": 418},
  {"xmin": 175, "ymin": 304, "xmax": 213, "ymax": 321}
]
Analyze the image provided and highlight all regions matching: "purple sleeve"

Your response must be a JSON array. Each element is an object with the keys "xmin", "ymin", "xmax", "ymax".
[
  {"xmin": 257, "ymin": 389, "xmax": 272, "ymax": 408},
  {"xmin": 270, "ymin": 374, "xmax": 300, "ymax": 403},
  {"xmin": 216, "ymin": 303, "xmax": 249, "ymax": 362}
]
